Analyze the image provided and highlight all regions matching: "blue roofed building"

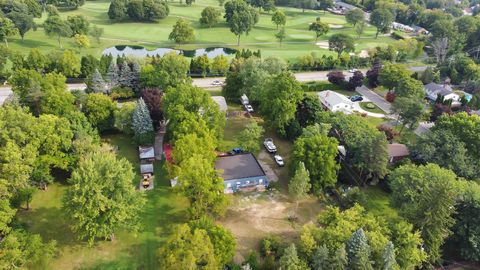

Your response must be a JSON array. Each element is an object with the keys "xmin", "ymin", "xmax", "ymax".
[{"xmin": 215, "ymin": 153, "xmax": 268, "ymax": 193}]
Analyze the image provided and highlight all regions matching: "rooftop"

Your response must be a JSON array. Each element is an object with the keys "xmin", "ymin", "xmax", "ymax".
[
  {"xmin": 318, "ymin": 90, "xmax": 353, "ymax": 106},
  {"xmin": 424, "ymin": 82, "xmax": 453, "ymax": 94},
  {"xmin": 387, "ymin": 144, "xmax": 409, "ymax": 158},
  {"xmin": 211, "ymin": 96, "xmax": 228, "ymax": 112},
  {"xmin": 139, "ymin": 146, "xmax": 155, "ymax": 159},
  {"xmin": 215, "ymin": 153, "xmax": 266, "ymax": 181},
  {"xmin": 140, "ymin": 163, "xmax": 154, "ymax": 174}
]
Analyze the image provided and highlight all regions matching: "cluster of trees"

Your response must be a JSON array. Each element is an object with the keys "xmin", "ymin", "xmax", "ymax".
[
  {"xmin": 190, "ymin": 54, "xmax": 229, "ymax": 77},
  {"xmin": 293, "ymin": 52, "xmax": 370, "ymax": 71},
  {"xmin": 108, "ymin": 0, "xmax": 169, "ymax": 22}
]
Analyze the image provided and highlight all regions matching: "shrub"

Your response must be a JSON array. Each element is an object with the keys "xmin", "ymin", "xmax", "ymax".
[
  {"xmin": 385, "ymin": 90, "xmax": 396, "ymax": 102},
  {"xmin": 327, "ymin": 71, "xmax": 346, "ymax": 86},
  {"xmin": 110, "ymin": 86, "xmax": 134, "ymax": 100}
]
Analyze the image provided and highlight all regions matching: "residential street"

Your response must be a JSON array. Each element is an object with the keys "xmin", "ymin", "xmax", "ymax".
[
  {"xmin": 355, "ymin": 85, "xmax": 392, "ymax": 114},
  {"xmin": 0, "ymin": 67, "xmax": 429, "ymax": 105}
]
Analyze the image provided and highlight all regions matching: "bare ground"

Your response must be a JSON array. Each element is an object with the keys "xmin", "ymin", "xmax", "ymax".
[{"xmin": 219, "ymin": 192, "xmax": 323, "ymax": 263}]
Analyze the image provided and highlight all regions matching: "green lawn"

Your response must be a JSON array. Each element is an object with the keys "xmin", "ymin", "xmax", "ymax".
[
  {"xmin": 361, "ymin": 186, "xmax": 400, "ymax": 222},
  {"xmin": 8, "ymin": 0, "xmax": 396, "ymax": 61},
  {"xmin": 360, "ymin": 102, "xmax": 384, "ymax": 114},
  {"xmin": 15, "ymin": 134, "xmax": 188, "ymax": 270}
]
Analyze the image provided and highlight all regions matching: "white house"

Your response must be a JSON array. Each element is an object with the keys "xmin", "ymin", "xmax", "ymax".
[
  {"xmin": 318, "ymin": 90, "xmax": 354, "ymax": 114},
  {"xmin": 424, "ymin": 82, "xmax": 460, "ymax": 102}
]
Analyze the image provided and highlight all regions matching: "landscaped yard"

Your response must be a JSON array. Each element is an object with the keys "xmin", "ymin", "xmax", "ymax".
[
  {"xmin": 360, "ymin": 101, "xmax": 384, "ymax": 114},
  {"xmin": 8, "ymin": 0, "xmax": 396, "ymax": 61},
  {"xmin": 15, "ymin": 134, "xmax": 188, "ymax": 270}
]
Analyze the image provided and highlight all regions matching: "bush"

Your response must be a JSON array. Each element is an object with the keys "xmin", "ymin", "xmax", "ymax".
[
  {"xmin": 110, "ymin": 86, "xmax": 134, "ymax": 100},
  {"xmin": 339, "ymin": 186, "xmax": 366, "ymax": 209},
  {"xmin": 327, "ymin": 71, "xmax": 346, "ymax": 86},
  {"xmin": 365, "ymin": 102, "xmax": 375, "ymax": 109},
  {"xmin": 385, "ymin": 90, "xmax": 396, "ymax": 102}
]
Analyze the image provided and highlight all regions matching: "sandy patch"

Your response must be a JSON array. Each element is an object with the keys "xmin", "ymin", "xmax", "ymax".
[
  {"xmin": 358, "ymin": 49, "xmax": 369, "ymax": 58},
  {"xmin": 328, "ymin": 24, "xmax": 344, "ymax": 29},
  {"xmin": 316, "ymin": 41, "xmax": 329, "ymax": 49},
  {"xmin": 219, "ymin": 193, "xmax": 323, "ymax": 263}
]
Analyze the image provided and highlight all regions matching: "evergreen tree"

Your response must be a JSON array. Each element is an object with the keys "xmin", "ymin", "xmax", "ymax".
[
  {"xmin": 107, "ymin": 60, "xmax": 119, "ymax": 87},
  {"xmin": 119, "ymin": 61, "xmax": 133, "ymax": 88},
  {"xmin": 330, "ymin": 245, "xmax": 348, "ymax": 270},
  {"xmin": 88, "ymin": 69, "xmax": 106, "ymax": 94},
  {"xmin": 279, "ymin": 244, "xmax": 303, "ymax": 270},
  {"xmin": 132, "ymin": 98, "xmax": 154, "ymax": 145},
  {"xmin": 381, "ymin": 242, "xmax": 397, "ymax": 270},
  {"xmin": 346, "ymin": 228, "xmax": 373, "ymax": 270},
  {"xmin": 312, "ymin": 244, "xmax": 330, "ymax": 270},
  {"xmin": 288, "ymin": 162, "xmax": 311, "ymax": 214},
  {"xmin": 131, "ymin": 61, "xmax": 141, "ymax": 95}
]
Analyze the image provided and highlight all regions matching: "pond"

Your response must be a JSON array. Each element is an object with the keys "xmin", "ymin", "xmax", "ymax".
[{"xmin": 102, "ymin": 45, "xmax": 237, "ymax": 58}]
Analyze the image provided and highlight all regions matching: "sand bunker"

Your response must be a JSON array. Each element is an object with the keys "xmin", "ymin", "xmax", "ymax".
[
  {"xmin": 316, "ymin": 41, "xmax": 329, "ymax": 49},
  {"xmin": 329, "ymin": 24, "xmax": 344, "ymax": 28}
]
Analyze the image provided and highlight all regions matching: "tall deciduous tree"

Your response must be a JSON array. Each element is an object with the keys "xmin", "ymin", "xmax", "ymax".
[
  {"xmin": 43, "ymin": 15, "xmax": 72, "ymax": 48},
  {"xmin": 200, "ymin": 6, "xmax": 221, "ymax": 27},
  {"xmin": 275, "ymin": 27, "xmax": 286, "ymax": 47},
  {"xmin": 169, "ymin": 18, "xmax": 195, "ymax": 44},
  {"xmin": 132, "ymin": 98, "xmax": 155, "ymax": 145},
  {"xmin": 292, "ymin": 125, "xmax": 339, "ymax": 193},
  {"xmin": 309, "ymin": 17, "xmax": 329, "ymax": 42},
  {"xmin": 389, "ymin": 163, "xmax": 458, "ymax": 263},
  {"xmin": 7, "ymin": 12, "xmax": 35, "ymax": 41},
  {"xmin": 391, "ymin": 97, "xmax": 425, "ymax": 133},
  {"xmin": 63, "ymin": 150, "xmax": 145, "ymax": 245},
  {"xmin": 175, "ymin": 154, "xmax": 228, "ymax": 219},
  {"xmin": 288, "ymin": 162, "xmax": 311, "ymax": 214},
  {"xmin": 370, "ymin": 8, "xmax": 394, "ymax": 38},
  {"xmin": 83, "ymin": 93, "xmax": 116, "ymax": 131},
  {"xmin": 0, "ymin": 16, "xmax": 18, "ymax": 47},
  {"xmin": 260, "ymin": 71, "xmax": 303, "ymax": 134},
  {"xmin": 328, "ymin": 33, "xmax": 355, "ymax": 58},
  {"xmin": 345, "ymin": 9, "xmax": 364, "ymax": 26},
  {"xmin": 224, "ymin": 0, "xmax": 258, "ymax": 45},
  {"xmin": 89, "ymin": 24, "xmax": 104, "ymax": 44},
  {"xmin": 158, "ymin": 224, "xmax": 219, "ymax": 269},
  {"xmin": 236, "ymin": 121, "xmax": 264, "ymax": 152},
  {"xmin": 271, "ymin": 10, "xmax": 286, "ymax": 29},
  {"xmin": 114, "ymin": 101, "xmax": 136, "ymax": 134}
]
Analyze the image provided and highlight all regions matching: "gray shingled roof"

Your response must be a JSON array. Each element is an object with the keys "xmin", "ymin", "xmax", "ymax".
[{"xmin": 215, "ymin": 153, "xmax": 266, "ymax": 181}]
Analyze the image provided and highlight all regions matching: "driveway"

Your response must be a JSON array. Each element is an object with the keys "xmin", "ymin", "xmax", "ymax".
[
  {"xmin": 355, "ymin": 85, "xmax": 391, "ymax": 114},
  {"xmin": 414, "ymin": 122, "xmax": 434, "ymax": 136}
]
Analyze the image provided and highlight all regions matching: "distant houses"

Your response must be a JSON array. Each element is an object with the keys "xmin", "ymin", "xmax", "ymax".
[
  {"xmin": 318, "ymin": 90, "xmax": 355, "ymax": 114},
  {"xmin": 424, "ymin": 82, "xmax": 460, "ymax": 102}
]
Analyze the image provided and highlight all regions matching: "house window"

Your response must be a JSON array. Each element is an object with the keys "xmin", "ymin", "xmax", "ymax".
[{"xmin": 259, "ymin": 179, "xmax": 263, "ymax": 184}]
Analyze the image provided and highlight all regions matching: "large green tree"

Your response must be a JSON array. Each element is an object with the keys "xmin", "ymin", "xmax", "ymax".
[
  {"xmin": 132, "ymin": 98, "xmax": 155, "ymax": 145},
  {"xmin": 7, "ymin": 12, "xmax": 34, "ymax": 41},
  {"xmin": 63, "ymin": 150, "xmax": 145, "ymax": 245},
  {"xmin": 260, "ymin": 71, "xmax": 303, "ymax": 134},
  {"xmin": 391, "ymin": 97, "xmax": 425, "ymax": 133},
  {"xmin": 236, "ymin": 120, "xmax": 264, "ymax": 152},
  {"xmin": 292, "ymin": 124, "xmax": 339, "ymax": 193},
  {"xmin": 288, "ymin": 162, "xmax": 311, "ymax": 213},
  {"xmin": 224, "ymin": 0, "xmax": 258, "ymax": 45},
  {"xmin": 0, "ymin": 16, "xmax": 17, "ymax": 47},
  {"xmin": 83, "ymin": 93, "xmax": 117, "ymax": 132},
  {"xmin": 43, "ymin": 15, "xmax": 72, "ymax": 48},
  {"xmin": 309, "ymin": 17, "xmax": 329, "ymax": 41},
  {"xmin": 346, "ymin": 228, "xmax": 374, "ymax": 270},
  {"xmin": 370, "ymin": 8, "xmax": 394, "ymax": 38},
  {"xmin": 200, "ymin": 6, "xmax": 221, "ymax": 27},
  {"xmin": 328, "ymin": 33, "xmax": 355, "ymax": 58},
  {"xmin": 271, "ymin": 10, "xmax": 286, "ymax": 29},
  {"xmin": 389, "ymin": 163, "xmax": 458, "ymax": 263},
  {"xmin": 169, "ymin": 18, "xmax": 195, "ymax": 44},
  {"xmin": 345, "ymin": 9, "xmax": 364, "ymax": 27}
]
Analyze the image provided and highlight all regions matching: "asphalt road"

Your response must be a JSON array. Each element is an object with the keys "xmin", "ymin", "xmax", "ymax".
[{"xmin": 0, "ymin": 66, "xmax": 428, "ymax": 104}]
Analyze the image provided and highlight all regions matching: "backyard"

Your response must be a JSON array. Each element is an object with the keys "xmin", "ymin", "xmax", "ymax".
[
  {"xmin": 15, "ymin": 134, "xmax": 189, "ymax": 270},
  {"xmin": 8, "ymin": 0, "xmax": 397, "ymax": 61}
]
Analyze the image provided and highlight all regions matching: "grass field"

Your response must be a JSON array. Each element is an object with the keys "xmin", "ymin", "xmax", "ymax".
[
  {"xmin": 16, "ymin": 134, "xmax": 189, "ymax": 270},
  {"xmin": 8, "ymin": 0, "xmax": 396, "ymax": 61}
]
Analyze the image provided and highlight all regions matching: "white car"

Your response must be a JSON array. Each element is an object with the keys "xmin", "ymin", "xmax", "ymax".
[
  {"xmin": 274, "ymin": 155, "xmax": 284, "ymax": 167},
  {"xmin": 349, "ymin": 68, "xmax": 359, "ymax": 73},
  {"xmin": 245, "ymin": 104, "xmax": 254, "ymax": 113},
  {"xmin": 264, "ymin": 138, "xmax": 277, "ymax": 153},
  {"xmin": 212, "ymin": 80, "xmax": 223, "ymax": 86}
]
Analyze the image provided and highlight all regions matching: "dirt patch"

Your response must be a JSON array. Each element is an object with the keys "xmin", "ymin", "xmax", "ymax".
[
  {"xmin": 219, "ymin": 192, "xmax": 323, "ymax": 263},
  {"xmin": 316, "ymin": 41, "xmax": 329, "ymax": 49}
]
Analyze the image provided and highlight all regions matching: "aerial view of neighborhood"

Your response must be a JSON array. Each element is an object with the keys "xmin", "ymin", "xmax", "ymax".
[{"xmin": 1, "ymin": 0, "xmax": 480, "ymax": 268}]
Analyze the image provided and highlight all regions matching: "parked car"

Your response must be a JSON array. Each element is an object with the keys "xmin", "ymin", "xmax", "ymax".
[
  {"xmin": 212, "ymin": 80, "xmax": 223, "ymax": 86},
  {"xmin": 350, "ymin": 95, "xmax": 363, "ymax": 102},
  {"xmin": 228, "ymin": 148, "xmax": 244, "ymax": 155},
  {"xmin": 264, "ymin": 138, "xmax": 277, "ymax": 153},
  {"xmin": 245, "ymin": 104, "xmax": 254, "ymax": 113},
  {"xmin": 240, "ymin": 94, "xmax": 249, "ymax": 105},
  {"xmin": 274, "ymin": 155, "xmax": 284, "ymax": 167},
  {"xmin": 348, "ymin": 68, "xmax": 359, "ymax": 73}
]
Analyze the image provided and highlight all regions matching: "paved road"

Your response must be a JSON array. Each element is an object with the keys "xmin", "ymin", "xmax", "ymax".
[
  {"xmin": 355, "ymin": 85, "xmax": 392, "ymax": 114},
  {"xmin": 0, "ymin": 66, "xmax": 429, "ymax": 104}
]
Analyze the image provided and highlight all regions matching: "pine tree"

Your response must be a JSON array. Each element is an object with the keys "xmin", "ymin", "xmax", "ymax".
[
  {"xmin": 279, "ymin": 244, "xmax": 302, "ymax": 270},
  {"xmin": 119, "ymin": 61, "xmax": 133, "ymax": 89},
  {"xmin": 132, "ymin": 98, "xmax": 154, "ymax": 145},
  {"xmin": 381, "ymin": 242, "xmax": 397, "ymax": 270},
  {"xmin": 88, "ymin": 69, "xmax": 106, "ymax": 94},
  {"xmin": 131, "ymin": 61, "xmax": 141, "ymax": 95},
  {"xmin": 330, "ymin": 245, "xmax": 348, "ymax": 270},
  {"xmin": 346, "ymin": 228, "xmax": 373, "ymax": 270},
  {"xmin": 288, "ymin": 162, "xmax": 311, "ymax": 214},
  {"xmin": 312, "ymin": 244, "xmax": 330, "ymax": 270},
  {"xmin": 107, "ymin": 60, "xmax": 119, "ymax": 87}
]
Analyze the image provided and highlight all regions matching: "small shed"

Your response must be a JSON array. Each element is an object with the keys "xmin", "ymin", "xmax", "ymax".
[
  {"xmin": 211, "ymin": 96, "xmax": 228, "ymax": 113},
  {"xmin": 139, "ymin": 146, "xmax": 155, "ymax": 162},
  {"xmin": 215, "ymin": 153, "xmax": 268, "ymax": 193},
  {"xmin": 387, "ymin": 144, "xmax": 409, "ymax": 164},
  {"xmin": 140, "ymin": 163, "xmax": 154, "ymax": 175}
]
